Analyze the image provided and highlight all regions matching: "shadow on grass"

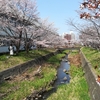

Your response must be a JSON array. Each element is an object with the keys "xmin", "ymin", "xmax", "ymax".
[{"xmin": 40, "ymin": 87, "xmax": 57, "ymax": 100}]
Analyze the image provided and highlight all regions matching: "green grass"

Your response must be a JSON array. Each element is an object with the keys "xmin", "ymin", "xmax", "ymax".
[
  {"xmin": 62, "ymin": 50, "xmax": 70, "ymax": 54},
  {"xmin": 47, "ymin": 50, "xmax": 90, "ymax": 100},
  {"xmin": 69, "ymin": 50, "xmax": 79, "ymax": 56},
  {"xmin": 0, "ymin": 49, "xmax": 90, "ymax": 100},
  {"xmin": 0, "ymin": 50, "xmax": 65, "ymax": 100},
  {"xmin": 0, "ymin": 66, "xmax": 56, "ymax": 100},
  {"xmin": 47, "ymin": 50, "xmax": 70, "ymax": 66},
  {"xmin": 81, "ymin": 47, "xmax": 100, "ymax": 75},
  {"xmin": 47, "ymin": 65, "xmax": 90, "ymax": 100},
  {"xmin": 47, "ymin": 54, "xmax": 65, "ymax": 66},
  {"xmin": 0, "ymin": 49, "xmax": 56, "ymax": 72}
]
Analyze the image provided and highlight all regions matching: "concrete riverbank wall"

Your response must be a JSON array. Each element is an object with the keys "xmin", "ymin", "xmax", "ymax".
[
  {"xmin": 0, "ymin": 49, "xmax": 62, "ymax": 83},
  {"xmin": 0, "ymin": 47, "xmax": 80, "ymax": 83},
  {"xmin": 80, "ymin": 50, "xmax": 100, "ymax": 100}
]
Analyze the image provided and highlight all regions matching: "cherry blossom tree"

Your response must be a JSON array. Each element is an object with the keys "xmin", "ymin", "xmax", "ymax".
[
  {"xmin": 79, "ymin": 0, "xmax": 100, "ymax": 49},
  {"xmin": 0, "ymin": 0, "xmax": 39, "ymax": 54},
  {"xmin": 35, "ymin": 18, "xmax": 59, "ymax": 40},
  {"xmin": 30, "ymin": 18, "xmax": 61, "ymax": 48},
  {"xmin": 66, "ymin": 0, "xmax": 100, "ymax": 48},
  {"xmin": 0, "ymin": 0, "xmax": 65, "ymax": 52},
  {"xmin": 80, "ymin": 0, "xmax": 100, "ymax": 19}
]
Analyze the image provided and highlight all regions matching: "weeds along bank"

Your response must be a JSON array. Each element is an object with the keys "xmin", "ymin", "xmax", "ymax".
[
  {"xmin": 81, "ymin": 47, "xmax": 100, "ymax": 100},
  {"xmin": 0, "ymin": 49, "xmax": 67, "ymax": 100},
  {"xmin": 0, "ymin": 49, "xmax": 91, "ymax": 100},
  {"xmin": 0, "ymin": 49, "xmax": 62, "ymax": 83},
  {"xmin": 81, "ymin": 47, "xmax": 100, "ymax": 76},
  {"xmin": 46, "ymin": 50, "xmax": 90, "ymax": 100},
  {"xmin": 0, "ymin": 49, "xmax": 56, "ymax": 71}
]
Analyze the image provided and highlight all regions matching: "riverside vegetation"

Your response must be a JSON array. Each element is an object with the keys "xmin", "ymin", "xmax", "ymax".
[
  {"xmin": 46, "ymin": 50, "xmax": 90, "ymax": 100},
  {"xmin": 0, "ymin": 49, "xmax": 66, "ymax": 100},
  {"xmin": 0, "ymin": 49, "xmax": 90, "ymax": 100},
  {"xmin": 0, "ymin": 49, "xmax": 55, "ymax": 71},
  {"xmin": 81, "ymin": 47, "xmax": 100, "ymax": 76}
]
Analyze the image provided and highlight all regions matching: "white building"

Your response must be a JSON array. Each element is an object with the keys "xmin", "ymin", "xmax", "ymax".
[{"xmin": 70, "ymin": 31, "xmax": 75, "ymax": 41}]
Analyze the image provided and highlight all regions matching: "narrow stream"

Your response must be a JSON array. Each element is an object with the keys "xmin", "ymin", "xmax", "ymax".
[
  {"xmin": 54, "ymin": 55, "xmax": 70, "ymax": 86},
  {"xmin": 40, "ymin": 54, "xmax": 70, "ymax": 100}
]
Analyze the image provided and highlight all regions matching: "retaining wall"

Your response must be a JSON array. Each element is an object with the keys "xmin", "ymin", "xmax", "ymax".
[
  {"xmin": 80, "ymin": 50, "xmax": 100, "ymax": 100},
  {"xmin": 0, "ymin": 49, "xmax": 62, "ymax": 83}
]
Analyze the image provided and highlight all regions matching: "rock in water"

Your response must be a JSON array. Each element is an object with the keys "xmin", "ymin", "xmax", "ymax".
[
  {"xmin": 63, "ymin": 69, "xmax": 67, "ymax": 73},
  {"xmin": 63, "ymin": 77, "xmax": 67, "ymax": 81}
]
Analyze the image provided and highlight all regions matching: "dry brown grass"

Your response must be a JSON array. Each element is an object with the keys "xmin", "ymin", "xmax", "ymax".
[{"xmin": 68, "ymin": 54, "xmax": 81, "ymax": 67}]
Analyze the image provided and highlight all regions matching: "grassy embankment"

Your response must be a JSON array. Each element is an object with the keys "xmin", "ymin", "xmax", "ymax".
[
  {"xmin": 0, "ymin": 49, "xmax": 55, "ymax": 71},
  {"xmin": 81, "ymin": 47, "xmax": 100, "ymax": 75},
  {"xmin": 0, "ymin": 49, "xmax": 68, "ymax": 100},
  {"xmin": 47, "ymin": 50, "xmax": 90, "ymax": 100}
]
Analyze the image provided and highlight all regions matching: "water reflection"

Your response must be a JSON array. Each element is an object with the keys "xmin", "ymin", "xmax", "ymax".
[
  {"xmin": 54, "ymin": 58, "xmax": 70, "ymax": 86},
  {"xmin": 40, "ymin": 55, "xmax": 70, "ymax": 100}
]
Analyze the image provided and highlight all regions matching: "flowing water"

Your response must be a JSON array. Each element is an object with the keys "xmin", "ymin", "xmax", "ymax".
[{"xmin": 40, "ymin": 54, "xmax": 70, "ymax": 100}]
